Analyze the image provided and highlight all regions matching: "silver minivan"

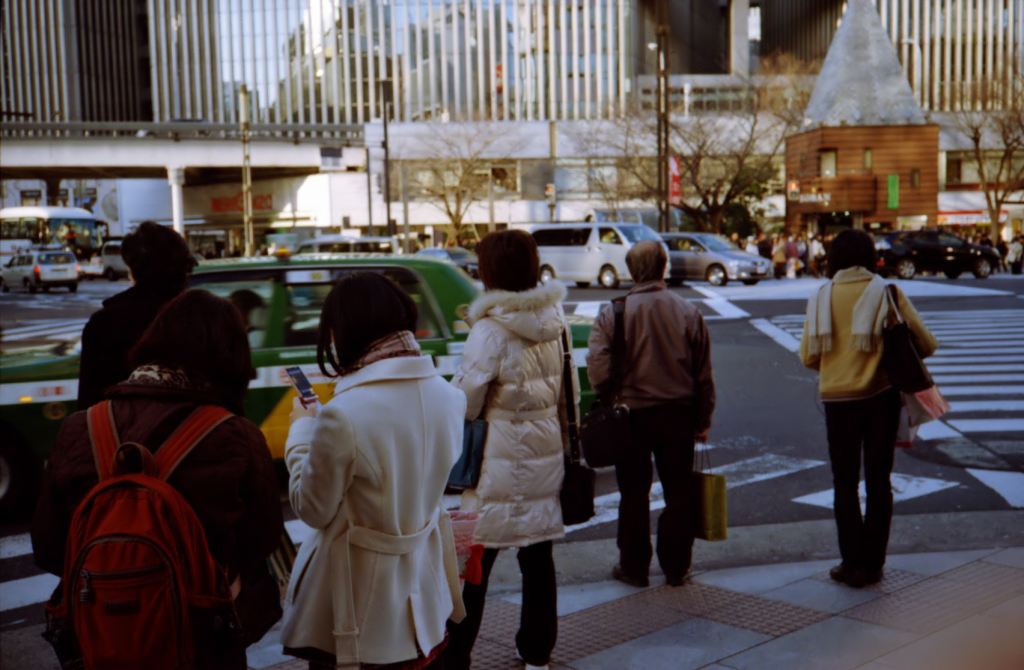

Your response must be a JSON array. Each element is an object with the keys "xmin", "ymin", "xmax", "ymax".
[
  {"xmin": 100, "ymin": 240, "xmax": 130, "ymax": 280},
  {"xmin": 530, "ymin": 223, "xmax": 664, "ymax": 288}
]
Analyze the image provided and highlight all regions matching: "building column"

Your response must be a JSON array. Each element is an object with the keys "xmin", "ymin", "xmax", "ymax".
[
  {"xmin": 730, "ymin": 0, "xmax": 750, "ymax": 78},
  {"xmin": 168, "ymin": 167, "xmax": 185, "ymax": 236}
]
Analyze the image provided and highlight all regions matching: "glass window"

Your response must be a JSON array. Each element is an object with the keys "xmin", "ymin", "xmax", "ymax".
[
  {"xmin": 863, "ymin": 149, "xmax": 873, "ymax": 170},
  {"xmin": 323, "ymin": 242, "xmax": 352, "ymax": 252},
  {"xmin": 911, "ymin": 169, "xmax": 921, "ymax": 188},
  {"xmin": 819, "ymin": 150, "xmax": 837, "ymax": 177},
  {"xmin": 283, "ymin": 267, "xmax": 442, "ymax": 348},
  {"xmin": 617, "ymin": 225, "xmax": 662, "ymax": 244},
  {"xmin": 38, "ymin": 253, "xmax": 76, "ymax": 264},
  {"xmin": 938, "ymin": 233, "xmax": 965, "ymax": 247},
  {"xmin": 694, "ymin": 234, "xmax": 738, "ymax": 251},
  {"xmin": 598, "ymin": 227, "xmax": 622, "ymax": 244},
  {"xmin": 192, "ymin": 279, "xmax": 275, "ymax": 350}
]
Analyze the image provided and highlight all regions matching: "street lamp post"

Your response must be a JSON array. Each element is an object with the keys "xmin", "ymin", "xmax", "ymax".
[
  {"xmin": 655, "ymin": 0, "xmax": 670, "ymax": 233},
  {"xmin": 240, "ymin": 85, "xmax": 254, "ymax": 256}
]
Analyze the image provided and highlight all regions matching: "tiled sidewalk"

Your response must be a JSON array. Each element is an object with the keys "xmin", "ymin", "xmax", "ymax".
[{"xmin": 253, "ymin": 547, "xmax": 1024, "ymax": 670}]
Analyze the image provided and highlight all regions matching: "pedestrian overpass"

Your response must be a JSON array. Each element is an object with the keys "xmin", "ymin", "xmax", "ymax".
[{"xmin": 0, "ymin": 121, "xmax": 365, "ymax": 233}]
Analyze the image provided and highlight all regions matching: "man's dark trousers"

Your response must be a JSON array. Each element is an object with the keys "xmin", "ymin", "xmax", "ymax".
[
  {"xmin": 615, "ymin": 403, "xmax": 697, "ymax": 583},
  {"xmin": 824, "ymin": 388, "xmax": 901, "ymax": 572}
]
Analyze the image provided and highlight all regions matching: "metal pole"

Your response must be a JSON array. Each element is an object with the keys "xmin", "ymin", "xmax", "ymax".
[
  {"xmin": 401, "ymin": 161, "xmax": 411, "ymax": 253},
  {"xmin": 381, "ymin": 79, "xmax": 392, "ymax": 239},
  {"xmin": 656, "ymin": 0, "xmax": 669, "ymax": 233},
  {"xmin": 366, "ymin": 147, "xmax": 373, "ymax": 233},
  {"xmin": 240, "ymin": 84, "xmax": 254, "ymax": 256}
]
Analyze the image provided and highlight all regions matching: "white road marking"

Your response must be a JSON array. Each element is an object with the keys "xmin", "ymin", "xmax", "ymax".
[
  {"xmin": 285, "ymin": 518, "xmax": 315, "ymax": 546},
  {"xmin": 0, "ymin": 533, "xmax": 32, "ymax": 560},
  {"xmin": 572, "ymin": 301, "xmax": 604, "ymax": 318},
  {"xmin": 1, "ymin": 319, "xmax": 88, "ymax": 336},
  {"xmin": 937, "ymin": 385, "xmax": 1024, "ymax": 396},
  {"xmin": 946, "ymin": 418, "xmax": 1024, "ymax": 433},
  {"xmin": 928, "ymin": 365, "xmax": 1024, "ymax": 373},
  {"xmin": 929, "ymin": 349, "xmax": 1024, "ymax": 357},
  {"xmin": 947, "ymin": 400, "xmax": 1024, "ymax": 412},
  {"xmin": 0, "ymin": 573, "xmax": 60, "ymax": 612},
  {"xmin": 750, "ymin": 318, "xmax": 801, "ymax": 353},
  {"xmin": 703, "ymin": 299, "xmax": 750, "ymax": 319},
  {"xmin": 792, "ymin": 473, "xmax": 961, "ymax": 512},
  {"xmin": 932, "ymin": 374, "xmax": 1024, "ymax": 384},
  {"xmin": 966, "ymin": 469, "xmax": 1024, "ymax": 507},
  {"xmin": 916, "ymin": 421, "xmax": 964, "ymax": 439},
  {"xmin": 707, "ymin": 455, "xmax": 826, "ymax": 488}
]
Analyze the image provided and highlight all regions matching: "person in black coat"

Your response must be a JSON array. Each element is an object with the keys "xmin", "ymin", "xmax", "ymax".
[{"xmin": 76, "ymin": 221, "xmax": 196, "ymax": 409}]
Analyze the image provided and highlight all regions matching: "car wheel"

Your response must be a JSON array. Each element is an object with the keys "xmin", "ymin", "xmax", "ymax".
[
  {"xmin": 25, "ymin": 278, "xmax": 37, "ymax": 294},
  {"xmin": 0, "ymin": 427, "xmax": 38, "ymax": 522},
  {"xmin": 105, "ymin": 267, "xmax": 118, "ymax": 281},
  {"xmin": 667, "ymin": 278, "xmax": 684, "ymax": 287},
  {"xmin": 540, "ymin": 265, "xmax": 556, "ymax": 282},
  {"xmin": 742, "ymin": 279, "xmax": 760, "ymax": 285},
  {"xmin": 68, "ymin": 282, "xmax": 78, "ymax": 293},
  {"xmin": 575, "ymin": 281, "xmax": 591, "ymax": 288},
  {"xmin": 598, "ymin": 265, "xmax": 620, "ymax": 289},
  {"xmin": 705, "ymin": 264, "xmax": 728, "ymax": 287},
  {"xmin": 972, "ymin": 258, "xmax": 992, "ymax": 279},
  {"xmin": 944, "ymin": 270, "xmax": 962, "ymax": 279},
  {"xmin": 895, "ymin": 259, "xmax": 917, "ymax": 280}
]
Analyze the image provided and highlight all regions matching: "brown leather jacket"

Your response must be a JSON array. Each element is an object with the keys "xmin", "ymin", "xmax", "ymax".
[
  {"xmin": 586, "ymin": 281, "xmax": 716, "ymax": 433},
  {"xmin": 32, "ymin": 381, "xmax": 284, "ymax": 664}
]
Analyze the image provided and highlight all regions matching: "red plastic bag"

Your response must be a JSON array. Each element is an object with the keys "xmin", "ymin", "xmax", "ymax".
[
  {"xmin": 448, "ymin": 511, "xmax": 485, "ymax": 585},
  {"xmin": 895, "ymin": 396, "xmax": 918, "ymax": 449}
]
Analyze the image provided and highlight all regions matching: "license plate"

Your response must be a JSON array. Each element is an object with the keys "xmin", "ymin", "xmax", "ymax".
[{"xmin": 52, "ymin": 269, "xmax": 67, "ymax": 275}]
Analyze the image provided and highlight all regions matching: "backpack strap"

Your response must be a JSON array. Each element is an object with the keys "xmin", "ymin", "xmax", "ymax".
[
  {"xmin": 87, "ymin": 401, "xmax": 121, "ymax": 480},
  {"xmin": 154, "ymin": 406, "xmax": 233, "ymax": 481}
]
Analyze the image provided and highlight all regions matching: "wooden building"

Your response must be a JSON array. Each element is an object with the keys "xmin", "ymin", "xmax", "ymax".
[{"xmin": 785, "ymin": 0, "xmax": 939, "ymax": 234}]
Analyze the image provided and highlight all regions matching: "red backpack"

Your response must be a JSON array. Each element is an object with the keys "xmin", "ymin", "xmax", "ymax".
[{"xmin": 44, "ymin": 400, "xmax": 237, "ymax": 670}]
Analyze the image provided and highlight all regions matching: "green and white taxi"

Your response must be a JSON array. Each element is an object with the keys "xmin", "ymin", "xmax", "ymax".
[{"xmin": 0, "ymin": 253, "xmax": 596, "ymax": 520}]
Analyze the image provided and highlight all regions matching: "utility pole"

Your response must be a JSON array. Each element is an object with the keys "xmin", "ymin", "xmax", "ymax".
[
  {"xmin": 656, "ymin": 0, "xmax": 670, "ymax": 233},
  {"xmin": 240, "ymin": 85, "xmax": 254, "ymax": 256},
  {"xmin": 380, "ymin": 79, "xmax": 393, "ymax": 240}
]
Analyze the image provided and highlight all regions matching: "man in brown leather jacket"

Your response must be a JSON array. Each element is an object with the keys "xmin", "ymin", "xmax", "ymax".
[{"xmin": 587, "ymin": 240, "xmax": 715, "ymax": 587}]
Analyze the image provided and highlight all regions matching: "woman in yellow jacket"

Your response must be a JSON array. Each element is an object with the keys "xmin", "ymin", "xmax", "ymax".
[{"xmin": 799, "ymin": 229, "xmax": 937, "ymax": 589}]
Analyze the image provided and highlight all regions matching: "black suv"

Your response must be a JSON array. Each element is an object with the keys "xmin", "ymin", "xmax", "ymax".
[{"xmin": 875, "ymin": 229, "xmax": 1000, "ymax": 280}]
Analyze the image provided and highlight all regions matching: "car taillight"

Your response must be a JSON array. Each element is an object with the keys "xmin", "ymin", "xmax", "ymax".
[
  {"xmin": 877, "ymin": 259, "xmax": 885, "ymax": 266},
  {"xmin": 34, "ymin": 265, "xmax": 41, "ymax": 278},
  {"xmin": 76, "ymin": 264, "xmax": 81, "ymax": 273}
]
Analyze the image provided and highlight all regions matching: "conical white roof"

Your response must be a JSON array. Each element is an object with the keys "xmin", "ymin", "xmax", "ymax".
[{"xmin": 803, "ymin": 0, "xmax": 926, "ymax": 127}]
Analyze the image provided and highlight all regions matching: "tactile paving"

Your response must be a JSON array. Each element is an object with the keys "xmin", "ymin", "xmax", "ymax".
[
  {"xmin": 843, "ymin": 568, "xmax": 1024, "ymax": 634},
  {"xmin": 468, "ymin": 637, "xmax": 522, "ymax": 670},
  {"xmin": 937, "ymin": 560, "xmax": 1024, "ymax": 587},
  {"xmin": 810, "ymin": 567, "xmax": 928, "ymax": 593},
  {"xmin": 474, "ymin": 599, "xmax": 523, "ymax": 646}
]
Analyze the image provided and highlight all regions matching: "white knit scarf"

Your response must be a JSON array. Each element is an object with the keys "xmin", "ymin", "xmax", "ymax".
[{"xmin": 805, "ymin": 267, "xmax": 889, "ymax": 355}]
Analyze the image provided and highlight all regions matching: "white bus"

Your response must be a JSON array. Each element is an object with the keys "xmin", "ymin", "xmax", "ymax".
[{"xmin": 0, "ymin": 206, "xmax": 107, "ymax": 261}]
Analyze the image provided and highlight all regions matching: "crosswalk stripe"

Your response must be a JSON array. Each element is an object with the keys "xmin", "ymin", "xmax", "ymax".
[
  {"xmin": 792, "ymin": 473, "xmax": 961, "ymax": 512},
  {"xmin": 937, "ymin": 385, "xmax": 1024, "ymax": 396},
  {"xmin": 3, "ymin": 325, "xmax": 86, "ymax": 341},
  {"xmin": 750, "ymin": 318, "xmax": 800, "ymax": 353},
  {"xmin": 928, "ymin": 356, "xmax": 1024, "ymax": 363},
  {"xmin": 947, "ymin": 400, "xmax": 1024, "ymax": 412},
  {"xmin": 0, "ymin": 573, "xmax": 60, "ymax": 612},
  {"xmin": 929, "ymin": 348, "xmax": 1024, "ymax": 356},
  {"xmin": 928, "ymin": 364, "xmax": 1024, "ymax": 373},
  {"xmin": 966, "ymin": 469, "xmax": 1024, "ymax": 507},
  {"xmin": 932, "ymin": 374, "xmax": 1024, "ymax": 384},
  {"xmin": 1, "ymin": 319, "xmax": 88, "ymax": 336},
  {"xmin": 916, "ymin": 421, "xmax": 963, "ymax": 439},
  {"xmin": 947, "ymin": 418, "xmax": 1024, "ymax": 433}
]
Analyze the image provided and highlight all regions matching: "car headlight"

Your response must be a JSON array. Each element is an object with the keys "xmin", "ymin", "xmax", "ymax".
[
  {"xmin": 727, "ymin": 260, "xmax": 740, "ymax": 268},
  {"xmin": 876, "ymin": 240, "xmax": 891, "ymax": 250}
]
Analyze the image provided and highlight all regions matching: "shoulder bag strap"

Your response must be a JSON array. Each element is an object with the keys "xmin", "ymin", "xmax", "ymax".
[
  {"xmin": 608, "ymin": 296, "xmax": 628, "ymax": 399},
  {"xmin": 154, "ymin": 405, "xmax": 234, "ymax": 480},
  {"xmin": 86, "ymin": 400, "xmax": 120, "ymax": 480},
  {"xmin": 560, "ymin": 326, "xmax": 582, "ymax": 464},
  {"xmin": 885, "ymin": 284, "xmax": 904, "ymax": 325}
]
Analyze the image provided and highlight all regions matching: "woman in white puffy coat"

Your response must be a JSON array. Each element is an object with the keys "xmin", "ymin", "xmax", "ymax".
[{"xmin": 444, "ymin": 230, "xmax": 576, "ymax": 670}]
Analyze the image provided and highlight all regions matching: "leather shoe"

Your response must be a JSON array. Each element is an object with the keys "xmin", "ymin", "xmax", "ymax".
[
  {"xmin": 864, "ymin": 568, "xmax": 884, "ymax": 585},
  {"xmin": 829, "ymin": 564, "xmax": 867, "ymax": 588},
  {"xmin": 612, "ymin": 564, "xmax": 649, "ymax": 588},
  {"xmin": 665, "ymin": 571, "xmax": 691, "ymax": 587}
]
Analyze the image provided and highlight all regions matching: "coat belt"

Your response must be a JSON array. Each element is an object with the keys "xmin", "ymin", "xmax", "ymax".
[
  {"xmin": 484, "ymin": 405, "xmax": 558, "ymax": 421},
  {"xmin": 349, "ymin": 515, "xmax": 439, "ymax": 555}
]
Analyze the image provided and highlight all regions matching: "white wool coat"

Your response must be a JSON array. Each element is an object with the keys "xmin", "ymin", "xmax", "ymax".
[
  {"xmin": 452, "ymin": 281, "xmax": 578, "ymax": 548},
  {"xmin": 280, "ymin": 356, "xmax": 467, "ymax": 667}
]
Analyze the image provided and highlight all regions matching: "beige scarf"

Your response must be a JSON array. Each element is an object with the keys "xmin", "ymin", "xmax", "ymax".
[
  {"xmin": 805, "ymin": 266, "xmax": 889, "ymax": 355},
  {"xmin": 339, "ymin": 330, "xmax": 421, "ymax": 376}
]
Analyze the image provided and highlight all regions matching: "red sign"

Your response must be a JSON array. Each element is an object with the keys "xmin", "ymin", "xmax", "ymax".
[
  {"xmin": 210, "ymin": 192, "xmax": 274, "ymax": 213},
  {"xmin": 668, "ymin": 156, "xmax": 681, "ymax": 206}
]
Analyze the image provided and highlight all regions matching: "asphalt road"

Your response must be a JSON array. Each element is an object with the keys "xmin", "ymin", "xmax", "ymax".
[{"xmin": 2, "ymin": 272, "xmax": 1023, "ymax": 643}]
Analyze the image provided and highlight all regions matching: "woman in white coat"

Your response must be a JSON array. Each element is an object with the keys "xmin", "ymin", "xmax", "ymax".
[
  {"xmin": 281, "ymin": 272, "xmax": 467, "ymax": 670},
  {"xmin": 444, "ymin": 230, "xmax": 575, "ymax": 670}
]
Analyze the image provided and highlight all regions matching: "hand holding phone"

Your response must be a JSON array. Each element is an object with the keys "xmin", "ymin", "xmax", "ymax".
[{"xmin": 285, "ymin": 366, "xmax": 320, "ymax": 409}]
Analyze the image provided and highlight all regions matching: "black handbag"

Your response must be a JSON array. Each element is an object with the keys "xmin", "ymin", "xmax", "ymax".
[
  {"xmin": 558, "ymin": 326, "xmax": 596, "ymax": 526},
  {"xmin": 447, "ymin": 419, "xmax": 489, "ymax": 489},
  {"xmin": 882, "ymin": 285, "xmax": 934, "ymax": 393},
  {"xmin": 579, "ymin": 297, "xmax": 631, "ymax": 468}
]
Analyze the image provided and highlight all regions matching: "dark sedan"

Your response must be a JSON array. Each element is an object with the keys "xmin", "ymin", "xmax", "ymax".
[
  {"xmin": 875, "ymin": 230, "xmax": 1000, "ymax": 279},
  {"xmin": 415, "ymin": 246, "xmax": 480, "ymax": 278}
]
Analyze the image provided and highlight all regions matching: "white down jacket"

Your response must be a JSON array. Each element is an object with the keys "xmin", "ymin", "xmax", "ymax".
[{"xmin": 452, "ymin": 280, "xmax": 578, "ymax": 548}]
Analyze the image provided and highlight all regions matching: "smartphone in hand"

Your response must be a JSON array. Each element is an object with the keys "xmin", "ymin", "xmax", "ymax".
[{"xmin": 285, "ymin": 366, "xmax": 319, "ymax": 408}]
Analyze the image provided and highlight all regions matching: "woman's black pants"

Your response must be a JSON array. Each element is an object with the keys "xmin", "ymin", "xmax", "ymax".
[
  {"xmin": 824, "ymin": 389, "xmax": 901, "ymax": 573},
  {"xmin": 444, "ymin": 541, "xmax": 556, "ymax": 669}
]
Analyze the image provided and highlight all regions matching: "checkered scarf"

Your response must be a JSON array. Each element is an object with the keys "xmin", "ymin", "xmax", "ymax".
[{"xmin": 341, "ymin": 330, "xmax": 421, "ymax": 376}]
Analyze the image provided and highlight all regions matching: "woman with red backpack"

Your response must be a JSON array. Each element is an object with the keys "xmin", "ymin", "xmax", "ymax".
[{"xmin": 33, "ymin": 289, "xmax": 284, "ymax": 670}]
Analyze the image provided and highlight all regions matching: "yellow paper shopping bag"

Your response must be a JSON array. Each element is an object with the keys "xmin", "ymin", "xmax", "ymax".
[{"xmin": 693, "ymin": 443, "xmax": 727, "ymax": 542}]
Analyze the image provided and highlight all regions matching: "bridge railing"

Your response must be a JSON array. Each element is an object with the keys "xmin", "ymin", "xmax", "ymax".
[{"xmin": 0, "ymin": 121, "xmax": 364, "ymax": 146}]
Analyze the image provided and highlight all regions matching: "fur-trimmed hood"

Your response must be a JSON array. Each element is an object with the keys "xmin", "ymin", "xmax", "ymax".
[{"xmin": 467, "ymin": 280, "xmax": 567, "ymax": 344}]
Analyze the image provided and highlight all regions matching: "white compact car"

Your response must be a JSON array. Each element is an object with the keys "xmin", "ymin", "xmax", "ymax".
[{"xmin": 1, "ymin": 248, "xmax": 80, "ymax": 293}]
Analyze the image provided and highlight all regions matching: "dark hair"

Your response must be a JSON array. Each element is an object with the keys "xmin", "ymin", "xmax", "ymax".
[
  {"xmin": 130, "ymin": 289, "xmax": 255, "ymax": 412},
  {"xmin": 317, "ymin": 272, "xmax": 418, "ymax": 377},
  {"xmin": 827, "ymin": 229, "xmax": 877, "ymax": 278},
  {"xmin": 121, "ymin": 221, "xmax": 196, "ymax": 294},
  {"xmin": 476, "ymin": 229, "xmax": 540, "ymax": 292}
]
